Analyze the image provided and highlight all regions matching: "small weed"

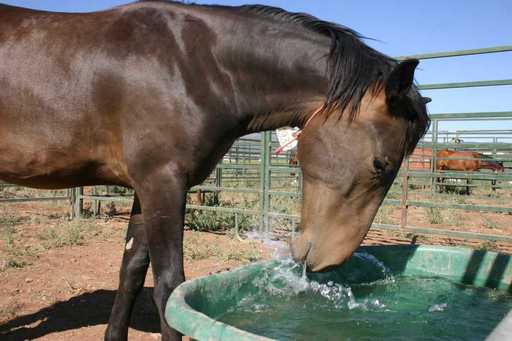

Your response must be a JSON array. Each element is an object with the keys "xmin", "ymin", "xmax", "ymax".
[
  {"xmin": 183, "ymin": 233, "xmax": 221, "ymax": 260},
  {"xmin": 427, "ymin": 207, "xmax": 443, "ymax": 225},
  {"xmin": 385, "ymin": 187, "xmax": 401, "ymax": 200},
  {"xmin": 483, "ymin": 217, "xmax": 498, "ymax": 229},
  {"xmin": 444, "ymin": 209, "xmax": 463, "ymax": 227},
  {"xmin": 183, "ymin": 232, "xmax": 261, "ymax": 263},
  {"xmin": 1, "ymin": 224, "xmax": 16, "ymax": 250},
  {"xmin": 110, "ymin": 186, "xmax": 130, "ymax": 195},
  {"xmin": 477, "ymin": 241, "xmax": 497, "ymax": 251},
  {"xmin": 185, "ymin": 196, "xmax": 253, "ymax": 232},
  {"xmin": 0, "ymin": 301, "xmax": 25, "ymax": 320},
  {"xmin": 223, "ymin": 246, "xmax": 260, "ymax": 263},
  {"xmin": 1, "ymin": 215, "xmax": 31, "ymax": 255},
  {"xmin": 40, "ymin": 220, "xmax": 97, "ymax": 249},
  {"xmin": 454, "ymin": 196, "xmax": 467, "ymax": 205},
  {"xmin": 374, "ymin": 205, "xmax": 394, "ymax": 225},
  {"xmin": 5, "ymin": 259, "xmax": 28, "ymax": 269},
  {"xmin": 0, "ymin": 215, "xmax": 29, "ymax": 228}
]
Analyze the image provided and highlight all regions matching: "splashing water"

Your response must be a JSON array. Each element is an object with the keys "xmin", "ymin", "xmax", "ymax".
[
  {"xmin": 247, "ymin": 249, "xmax": 393, "ymax": 311},
  {"xmin": 244, "ymin": 230, "xmax": 392, "ymax": 310}
]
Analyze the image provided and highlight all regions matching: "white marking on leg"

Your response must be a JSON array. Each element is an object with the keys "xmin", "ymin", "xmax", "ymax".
[{"xmin": 126, "ymin": 237, "xmax": 134, "ymax": 250}]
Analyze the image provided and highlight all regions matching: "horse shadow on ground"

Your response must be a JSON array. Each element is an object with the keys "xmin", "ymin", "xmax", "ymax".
[{"xmin": 0, "ymin": 287, "xmax": 159, "ymax": 340}]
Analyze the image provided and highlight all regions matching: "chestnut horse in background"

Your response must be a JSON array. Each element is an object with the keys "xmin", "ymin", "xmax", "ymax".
[
  {"xmin": 436, "ymin": 150, "xmax": 504, "ymax": 193},
  {"xmin": 436, "ymin": 150, "xmax": 504, "ymax": 172}
]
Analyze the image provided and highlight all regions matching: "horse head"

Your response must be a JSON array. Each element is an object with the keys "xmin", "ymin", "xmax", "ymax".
[
  {"xmin": 291, "ymin": 60, "xmax": 430, "ymax": 271},
  {"xmin": 496, "ymin": 162, "xmax": 505, "ymax": 173}
]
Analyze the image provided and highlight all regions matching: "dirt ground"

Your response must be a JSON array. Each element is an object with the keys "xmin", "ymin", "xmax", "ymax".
[
  {"xmin": 1, "ymin": 200, "xmax": 511, "ymax": 340},
  {"xmin": 0, "ymin": 201, "xmax": 274, "ymax": 340}
]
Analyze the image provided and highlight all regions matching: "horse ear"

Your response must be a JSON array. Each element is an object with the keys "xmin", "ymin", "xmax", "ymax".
[{"xmin": 385, "ymin": 59, "xmax": 419, "ymax": 100}]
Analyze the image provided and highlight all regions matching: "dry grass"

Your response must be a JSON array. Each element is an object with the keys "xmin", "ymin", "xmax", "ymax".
[
  {"xmin": 374, "ymin": 205, "xmax": 395, "ymax": 225},
  {"xmin": 426, "ymin": 207, "xmax": 443, "ymax": 225},
  {"xmin": 0, "ymin": 209, "xmax": 124, "ymax": 272},
  {"xmin": 183, "ymin": 231, "xmax": 262, "ymax": 263}
]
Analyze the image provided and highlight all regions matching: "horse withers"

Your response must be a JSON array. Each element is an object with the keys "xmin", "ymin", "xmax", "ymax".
[{"xmin": 0, "ymin": 1, "xmax": 430, "ymax": 340}]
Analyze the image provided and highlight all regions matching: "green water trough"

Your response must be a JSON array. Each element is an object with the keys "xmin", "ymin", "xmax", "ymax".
[{"xmin": 165, "ymin": 245, "xmax": 512, "ymax": 340}]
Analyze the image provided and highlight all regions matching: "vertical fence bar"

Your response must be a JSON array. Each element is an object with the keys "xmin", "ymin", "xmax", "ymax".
[
  {"xmin": 431, "ymin": 120, "xmax": 439, "ymax": 195},
  {"xmin": 215, "ymin": 160, "xmax": 222, "ymax": 205},
  {"xmin": 92, "ymin": 186, "xmax": 100, "ymax": 216},
  {"xmin": 69, "ymin": 188, "xmax": 76, "ymax": 219},
  {"xmin": 264, "ymin": 132, "xmax": 272, "ymax": 234},
  {"xmin": 259, "ymin": 133, "xmax": 267, "ymax": 231},
  {"xmin": 259, "ymin": 132, "xmax": 271, "ymax": 232},
  {"xmin": 400, "ymin": 157, "xmax": 410, "ymax": 229}
]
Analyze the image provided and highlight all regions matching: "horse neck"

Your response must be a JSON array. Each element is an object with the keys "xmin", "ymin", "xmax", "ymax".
[{"xmin": 210, "ymin": 16, "xmax": 330, "ymax": 135}]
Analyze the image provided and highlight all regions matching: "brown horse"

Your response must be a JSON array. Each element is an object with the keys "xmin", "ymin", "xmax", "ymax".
[
  {"xmin": 409, "ymin": 148, "xmax": 504, "ymax": 172},
  {"xmin": 436, "ymin": 150, "xmax": 504, "ymax": 172},
  {"xmin": 436, "ymin": 150, "xmax": 504, "ymax": 193},
  {"xmin": 0, "ymin": 2, "xmax": 429, "ymax": 340}
]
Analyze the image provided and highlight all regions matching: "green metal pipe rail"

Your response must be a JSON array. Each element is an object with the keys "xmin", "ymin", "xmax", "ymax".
[{"xmin": 1, "ymin": 45, "xmax": 511, "ymax": 245}]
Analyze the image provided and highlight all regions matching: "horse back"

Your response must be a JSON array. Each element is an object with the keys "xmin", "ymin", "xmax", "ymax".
[
  {"xmin": 0, "ymin": 2, "xmax": 251, "ymax": 190},
  {"xmin": 0, "ymin": 3, "xmax": 191, "ymax": 189}
]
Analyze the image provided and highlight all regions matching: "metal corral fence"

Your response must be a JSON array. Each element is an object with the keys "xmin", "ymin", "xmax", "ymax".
[
  {"xmin": 1, "ymin": 45, "xmax": 511, "ymax": 246},
  {"xmin": 0, "ymin": 183, "xmax": 71, "ymax": 205}
]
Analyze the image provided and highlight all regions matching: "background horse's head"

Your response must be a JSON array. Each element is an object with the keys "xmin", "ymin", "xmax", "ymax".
[{"xmin": 292, "ymin": 60, "xmax": 430, "ymax": 271}]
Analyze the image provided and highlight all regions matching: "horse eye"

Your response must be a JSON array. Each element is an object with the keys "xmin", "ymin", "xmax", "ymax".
[{"xmin": 373, "ymin": 158, "xmax": 386, "ymax": 173}]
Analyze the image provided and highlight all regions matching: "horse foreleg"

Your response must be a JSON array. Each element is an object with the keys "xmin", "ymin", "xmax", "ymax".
[
  {"xmin": 138, "ymin": 174, "xmax": 186, "ymax": 341},
  {"xmin": 105, "ymin": 194, "xmax": 150, "ymax": 341}
]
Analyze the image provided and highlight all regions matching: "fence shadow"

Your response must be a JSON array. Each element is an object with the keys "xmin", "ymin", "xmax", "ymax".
[
  {"xmin": 0, "ymin": 288, "xmax": 159, "ymax": 340},
  {"xmin": 461, "ymin": 249, "xmax": 512, "ymax": 293}
]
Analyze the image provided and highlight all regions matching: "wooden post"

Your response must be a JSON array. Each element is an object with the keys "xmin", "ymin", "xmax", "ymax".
[
  {"xmin": 92, "ymin": 186, "xmax": 101, "ymax": 216},
  {"xmin": 400, "ymin": 157, "xmax": 410, "ymax": 229},
  {"xmin": 69, "ymin": 188, "xmax": 75, "ymax": 219},
  {"xmin": 71, "ymin": 187, "xmax": 83, "ymax": 219}
]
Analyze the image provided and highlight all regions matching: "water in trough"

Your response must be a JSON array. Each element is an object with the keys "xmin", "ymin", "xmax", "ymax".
[{"xmin": 214, "ymin": 252, "xmax": 512, "ymax": 340}]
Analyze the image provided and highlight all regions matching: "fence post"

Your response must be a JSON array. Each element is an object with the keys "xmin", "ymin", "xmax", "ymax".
[
  {"xmin": 92, "ymin": 186, "xmax": 101, "ymax": 216},
  {"xmin": 215, "ymin": 160, "xmax": 223, "ymax": 205},
  {"xmin": 259, "ymin": 131, "xmax": 271, "ymax": 233},
  {"xmin": 71, "ymin": 187, "xmax": 83, "ymax": 219},
  {"xmin": 431, "ymin": 120, "xmax": 439, "ymax": 195},
  {"xmin": 68, "ymin": 188, "xmax": 75, "ymax": 219},
  {"xmin": 400, "ymin": 157, "xmax": 410, "ymax": 229}
]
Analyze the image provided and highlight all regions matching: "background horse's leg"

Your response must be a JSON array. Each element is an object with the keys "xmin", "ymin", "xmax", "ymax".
[
  {"xmin": 436, "ymin": 177, "xmax": 443, "ymax": 193},
  {"xmin": 105, "ymin": 194, "xmax": 150, "ymax": 341},
  {"xmin": 138, "ymin": 175, "xmax": 186, "ymax": 341}
]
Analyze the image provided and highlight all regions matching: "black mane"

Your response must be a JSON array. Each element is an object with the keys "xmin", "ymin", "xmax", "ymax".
[
  {"xmin": 239, "ymin": 5, "xmax": 396, "ymax": 120},
  {"xmin": 238, "ymin": 5, "xmax": 429, "ymax": 156}
]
